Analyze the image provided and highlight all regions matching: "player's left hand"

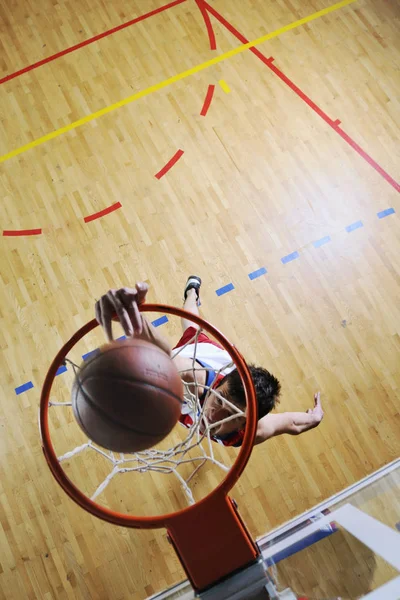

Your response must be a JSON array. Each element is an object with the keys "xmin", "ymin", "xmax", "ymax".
[
  {"xmin": 306, "ymin": 392, "xmax": 324, "ymax": 425},
  {"xmin": 95, "ymin": 283, "xmax": 149, "ymax": 341}
]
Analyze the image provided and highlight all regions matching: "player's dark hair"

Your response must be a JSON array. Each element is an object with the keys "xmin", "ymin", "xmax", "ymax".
[{"xmin": 218, "ymin": 365, "xmax": 281, "ymax": 419}]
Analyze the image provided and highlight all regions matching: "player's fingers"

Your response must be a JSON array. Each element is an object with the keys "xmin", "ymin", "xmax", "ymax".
[
  {"xmin": 99, "ymin": 295, "xmax": 115, "ymax": 341},
  {"xmin": 108, "ymin": 290, "xmax": 134, "ymax": 338},
  {"xmin": 129, "ymin": 300, "xmax": 143, "ymax": 335},
  {"xmin": 122, "ymin": 298, "xmax": 142, "ymax": 335},
  {"xmin": 118, "ymin": 289, "xmax": 142, "ymax": 334},
  {"xmin": 95, "ymin": 300, "xmax": 101, "ymax": 326},
  {"xmin": 314, "ymin": 391, "xmax": 321, "ymax": 406},
  {"xmin": 135, "ymin": 281, "xmax": 148, "ymax": 304}
]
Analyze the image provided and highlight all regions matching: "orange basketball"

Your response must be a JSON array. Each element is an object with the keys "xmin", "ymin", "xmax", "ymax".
[{"xmin": 71, "ymin": 338, "xmax": 183, "ymax": 452}]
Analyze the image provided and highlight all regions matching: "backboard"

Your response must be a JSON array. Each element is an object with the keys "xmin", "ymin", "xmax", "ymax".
[{"xmin": 148, "ymin": 459, "xmax": 400, "ymax": 599}]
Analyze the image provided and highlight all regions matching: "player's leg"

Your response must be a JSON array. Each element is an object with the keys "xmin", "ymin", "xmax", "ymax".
[{"xmin": 182, "ymin": 276, "xmax": 201, "ymax": 331}]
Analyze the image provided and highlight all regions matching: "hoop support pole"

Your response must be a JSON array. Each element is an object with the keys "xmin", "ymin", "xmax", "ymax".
[{"xmin": 167, "ymin": 494, "xmax": 260, "ymax": 591}]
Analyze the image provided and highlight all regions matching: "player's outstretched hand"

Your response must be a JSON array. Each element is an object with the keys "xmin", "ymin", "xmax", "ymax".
[
  {"xmin": 95, "ymin": 283, "xmax": 149, "ymax": 341},
  {"xmin": 306, "ymin": 392, "xmax": 324, "ymax": 425}
]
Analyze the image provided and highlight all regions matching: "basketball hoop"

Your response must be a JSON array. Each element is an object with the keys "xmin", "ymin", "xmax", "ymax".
[{"xmin": 39, "ymin": 304, "xmax": 262, "ymax": 594}]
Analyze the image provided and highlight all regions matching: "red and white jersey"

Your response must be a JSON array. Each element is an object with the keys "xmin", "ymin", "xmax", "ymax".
[
  {"xmin": 172, "ymin": 341, "xmax": 235, "ymax": 375},
  {"xmin": 172, "ymin": 328, "xmax": 244, "ymax": 447}
]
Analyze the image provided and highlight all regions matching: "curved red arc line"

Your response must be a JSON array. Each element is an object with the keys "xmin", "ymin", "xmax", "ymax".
[
  {"xmin": 0, "ymin": 0, "xmax": 187, "ymax": 85},
  {"xmin": 155, "ymin": 150, "xmax": 184, "ymax": 179},
  {"xmin": 3, "ymin": 228, "xmax": 42, "ymax": 236},
  {"xmin": 194, "ymin": 0, "xmax": 217, "ymax": 50},
  {"xmin": 84, "ymin": 202, "xmax": 122, "ymax": 223},
  {"xmin": 200, "ymin": 84, "xmax": 215, "ymax": 116}
]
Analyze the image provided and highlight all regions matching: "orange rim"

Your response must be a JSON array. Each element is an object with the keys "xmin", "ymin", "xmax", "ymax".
[{"xmin": 39, "ymin": 303, "xmax": 257, "ymax": 529}]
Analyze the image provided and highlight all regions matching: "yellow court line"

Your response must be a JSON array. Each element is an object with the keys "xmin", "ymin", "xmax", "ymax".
[
  {"xmin": 219, "ymin": 79, "xmax": 231, "ymax": 94},
  {"xmin": 0, "ymin": 0, "xmax": 356, "ymax": 164}
]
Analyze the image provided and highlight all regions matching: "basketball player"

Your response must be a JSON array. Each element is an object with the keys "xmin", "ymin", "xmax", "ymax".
[{"xmin": 95, "ymin": 279, "xmax": 323, "ymax": 447}]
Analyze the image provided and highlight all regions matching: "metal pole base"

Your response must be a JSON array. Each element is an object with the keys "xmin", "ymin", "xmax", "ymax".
[{"xmin": 198, "ymin": 557, "xmax": 270, "ymax": 600}]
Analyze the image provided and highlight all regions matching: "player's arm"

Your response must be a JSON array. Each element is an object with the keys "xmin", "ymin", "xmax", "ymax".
[
  {"xmin": 136, "ymin": 315, "xmax": 172, "ymax": 356},
  {"xmin": 95, "ymin": 283, "xmax": 172, "ymax": 356},
  {"xmin": 254, "ymin": 392, "xmax": 323, "ymax": 445}
]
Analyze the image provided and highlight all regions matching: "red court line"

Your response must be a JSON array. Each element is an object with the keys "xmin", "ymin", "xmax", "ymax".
[
  {"xmin": 195, "ymin": 0, "xmax": 217, "ymax": 50},
  {"xmin": 155, "ymin": 149, "xmax": 184, "ymax": 179},
  {"xmin": 200, "ymin": 84, "xmax": 215, "ymax": 116},
  {"xmin": 3, "ymin": 228, "xmax": 42, "ymax": 236},
  {"xmin": 199, "ymin": 0, "xmax": 400, "ymax": 194},
  {"xmin": 84, "ymin": 202, "xmax": 122, "ymax": 223},
  {"xmin": 333, "ymin": 125, "xmax": 400, "ymax": 193},
  {"xmin": 0, "ymin": 0, "xmax": 186, "ymax": 85}
]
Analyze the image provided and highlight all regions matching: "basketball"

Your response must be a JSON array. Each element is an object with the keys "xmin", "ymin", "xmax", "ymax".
[{"xmin": 71, "ymin": 338, "xmax": 183, "ymax": 452}]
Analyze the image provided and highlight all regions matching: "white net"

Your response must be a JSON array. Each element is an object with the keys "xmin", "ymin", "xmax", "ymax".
[{"xmin": 47, "ymin": 327, "xmax": 247, "ymax": 507}]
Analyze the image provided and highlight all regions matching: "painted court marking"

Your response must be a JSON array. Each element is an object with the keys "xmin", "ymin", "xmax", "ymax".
[
  {"xmin": 83, "ymin": 202, "xmax": 122, "ymax": 223},
  {"xmin": 82, "ymin": 349, "xmax": 100, "ymax": 361},
  {"xmin": 216, "ymin": 283, "xmax": 235, "ymax": 296},
  {"xmin": 313, "ymin": 236, "xmax": 331, "ymax": 248},
  {"xmin": 249, "ymin": 267, "xmax": 267, "ymax": 280},
  {"xmin": 0, "ymin": 0, "xmax": 186, "ymax": 85},
  {"xmin": 155, "ymin": 150, "xmax": 184, "ymax": 178},
  {"xmin": 219, "ymin": 79, "xmax": 231, "ymax": 93},
  {"xmin": 16, "ymin": 317, "xmax": 169, "ymax": 393},
  {"xmin": 0, "ymin": 0, "xmax": 356, "ymax": 164},
  {"xmin": 200, "ymin": 0, "xmax": 400, "ymax": 193},
  {"xmin": 13, "ymin": 207, "xmax": 397, "ymax": 392},
  {"xmin": 195, "ymin": 0, "xmax": 217, "ymax": 50},
  {"xmin": 200, "ymin": 84, "xmax": 215, "ymax": 116},
  {"xmin": 281, "ymin": 251, "xmax": 300, "ymax": 264},
  {"xmin": 345, "ymin": 220, "xmax": 363, "ymax": 233},
  {"xmin": 3, "ymin": 228, "xmax": 42, "ymax": 237},
  {"xmin": 378, "ymin": 208, "xmax": 395, "ymax": 219},
  {"xmin": 152, "ymin": 316, "xmax": 169, "ymax": 327},
  {"xmin": 15, "ymin": 381, "xmax": 34, "ymax": 395}
]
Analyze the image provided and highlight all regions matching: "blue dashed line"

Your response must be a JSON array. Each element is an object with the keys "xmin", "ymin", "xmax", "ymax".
[
  {"xmin": 82, "ymin": 349, "xmax": 100, "ymax": 361},
  {"xmin": 15, "ymin": 381, "xmax": 34, "ymax": 395},
  {"xmin": 346, "ymin": 221, "xmax": 363, "ymax": 233},
  {"xmin": 216, "ymin": 283, "xmax": 235, "ymax": 296},
  {"xmin": 377, "ymin": 208, "xmax": 395, "ymax": 219},
  {"xmin": 13, "ymin": 206, "xmax": 398, "ymax": 394},
  {"xmin": 313, "ymin": 236, "xmax": 331, "ymax": 248},
  {"xmin": 152, "ymin": 315, "xmax": 169, "ymax": 327},
  {"xmin": 248, "ymin": 267, "xmax": 267, "ymax": 280},
  {"xmin": 281, "ymin": 251, "xmax": 299, "ymax": 264}
]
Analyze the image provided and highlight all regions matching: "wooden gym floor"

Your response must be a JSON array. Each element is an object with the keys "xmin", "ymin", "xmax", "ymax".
[{"xmin": 0, "ymin": 0, "xmax": 399, "ymax": 598}]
